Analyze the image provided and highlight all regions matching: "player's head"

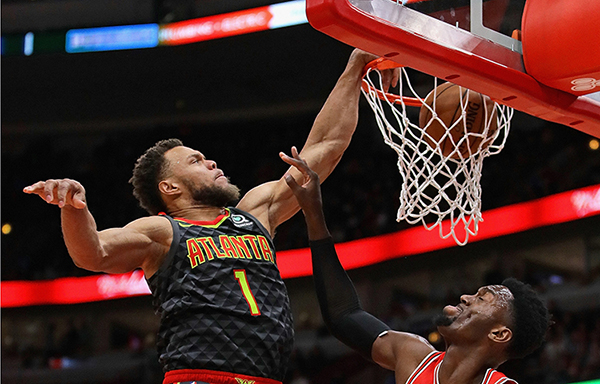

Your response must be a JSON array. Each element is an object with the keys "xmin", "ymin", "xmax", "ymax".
[
  {"xmin": 130, "ymin": 138, "xmax": 240, "ymax": 215},
  {"xmin": 130, "ymin": 138, "xmax": 183, "ymax": 215},
  {"xmin": 501, "ymin": 277, "xmax": 550, "ymax": 359},
  {"xmin": 434, "ymin": 278, "xmax": 549, "ymax": 361}
]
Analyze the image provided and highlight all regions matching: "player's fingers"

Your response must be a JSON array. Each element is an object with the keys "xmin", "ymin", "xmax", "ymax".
[
  {"xmin": 280, "ymin": 150, "xmax": 309, "ymax": 175},
  {"xmin": 286, "ymin": 146, "xmax": 306, "ymax": 166},
  {"xmin": 56, "ymin": 180, "xmax": 71, "ymax": 208},
  {"xmin": 281, "ymin": 155, "xmax": 314, "ymax": 194},
  {"xmin": 279, "ymin": 151, "xmax": 298, "ymax": 168},
  {"xmin": 382, "ymin": 69, "xmax": 396, "ymax": 92},
  {"xmin": 280, "ymin": 147, "xmax": 319, "ymax": 188},
  {"xmin": 382, "ymin": 75, "xmax": 390, "ymax": 92},
  {"xmin": 59, "ymin": 179, "xmax": 87, "ymax": 209},
  {"xmin": 392, "ymin": 67, "xmax": 400, "ymax": 88},
  {"xmin": 291, "ymin": 147, "xmax": 312, "ymax": 172},
  {"xmin": 23, "ymin": 181, "xmax": 46, "ymax": 195},
  {"xmin": 284, "ymin": 173, "xmax": 301, "ymax": 192},
  {"xmin": 294, "ymin": 154, "xmax": 319, "ymax": 186},
  {"xmin": 72, "ymin": 189, "xmax": 87, "ymax": 209},
  {"xmin": 290, "ymin": 147, "xmax": 314, "ymax": 174},
  {"xmin": 291, "ymin": 146, "xmax": 300, "ymax": 159},
  {"xmin": 42, "ymin": 180, "xmax": 59, "ymax": 204}
]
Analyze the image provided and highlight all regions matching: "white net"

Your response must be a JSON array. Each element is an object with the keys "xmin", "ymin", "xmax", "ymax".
[{"xmin": 362, "ymin": 64, "xmax": 513, "ymax": 245}]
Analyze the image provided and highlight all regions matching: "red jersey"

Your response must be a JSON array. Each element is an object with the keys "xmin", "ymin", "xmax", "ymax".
[{"xmin": 406, "ymin": 351, "xmax": 518, "ymax": 384}]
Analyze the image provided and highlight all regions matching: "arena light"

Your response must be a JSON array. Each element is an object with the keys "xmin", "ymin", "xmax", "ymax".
[
  {"xmin": 158, "ymin": 0, "xmax": 307, "ymax": 46},
  {"xmin": 0, "ymin": 270, "xmax": 150, "ymax": 307},
  {"xmin": 66, "ymin": 24, "xmax": 159, "ymax": 53},
  {"xmin": 2, "ymin": 223, "xmax": 13, "ymax": 235},
  {"xmin": 23, "ymin": 32, "xmax": 34, "ymax": 56},
  {"xmin": 1, "ymin": 184, "xmax": 599, "ymax": 307},
  {"xmin": 4, "ymin": 1, "xmax": 308, "ymax": 56},
  {"xmin": 65, "ymin": 0, "xmax": 307, "ymax": 54}
]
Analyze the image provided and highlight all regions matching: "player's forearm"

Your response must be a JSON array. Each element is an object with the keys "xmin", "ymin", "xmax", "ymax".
[
  {"xmin": 311, "ymin": 237, "xmax": 390, "ymax": 360},
  {"xmin": 311, "ymin": 238, "xmax": 361, "ymax": 324},
  {"xmin": 312, "ymin": 64, "xmax": 363, "ymax": 143},
  {"xmin": 301, "ymin": 56, "xmax": 365, "ymax": 177},
  {"xmin": 60, "ymin": 205, "xmax": 106, "ymax": 271},
  {"xmin": 302, "ymin": 202, "xmax": 331, "ymax": 241}
]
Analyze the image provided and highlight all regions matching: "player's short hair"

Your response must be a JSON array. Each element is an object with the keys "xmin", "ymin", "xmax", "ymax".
[
  {"xmin": 502, "ymin": 278, "xmax": 551, "ymax": 359},
  {"xmin": 129, "ymin": 138, "xmax": 183, "ymax": 215}
]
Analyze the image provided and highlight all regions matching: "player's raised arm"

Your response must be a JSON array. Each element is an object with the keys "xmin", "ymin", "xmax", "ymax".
[
  {"xmin": 237, "ymin": 49, "xmax": 399, "ymax": 236},
  {"xmin": 281, "ymin": 148, "xmax": 434, "ymax": 375},
  {"xmin": 23, "ymin": 179, "xmax": 171, "ymax": 276}
]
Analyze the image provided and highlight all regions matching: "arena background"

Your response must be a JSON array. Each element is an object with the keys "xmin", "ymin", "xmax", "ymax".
[{"xmin": 2, "ymin": 0, "xmax": 600, "ymax": 383}]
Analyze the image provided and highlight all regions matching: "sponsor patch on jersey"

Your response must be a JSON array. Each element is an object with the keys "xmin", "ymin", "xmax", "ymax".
[{"xmin": 231, "ymin": 214, "xmax": 253, "ymax": 229}]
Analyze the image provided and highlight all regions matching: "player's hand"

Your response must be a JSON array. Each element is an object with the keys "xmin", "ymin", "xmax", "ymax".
[
  {"xmin": 279, "ymin": 146, "xmax": 323, "ymax": 215},
  {"xmin": 350, "ymin": 48, "xmax": 400, "ymax": 91},
  {"xmin": 23, "ymin": 179, "xmax": 87, "ymax": 209}
]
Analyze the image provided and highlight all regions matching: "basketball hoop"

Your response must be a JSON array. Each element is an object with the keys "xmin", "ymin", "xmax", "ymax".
[{"xmin": 362, "ymin": 58, "xmax": 513, "ymax": 245}]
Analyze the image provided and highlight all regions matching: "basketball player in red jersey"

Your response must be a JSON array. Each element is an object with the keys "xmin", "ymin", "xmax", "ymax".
[
  {"xmin": 281, "ymin": 147, "xmax": 551, "ymax": 384},
  {"xmin": 23, "ymin": 50, "xmax": 399, "ymax": 384}
]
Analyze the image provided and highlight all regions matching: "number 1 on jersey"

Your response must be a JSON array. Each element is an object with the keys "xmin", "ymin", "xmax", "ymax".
[{"xmin": 234, "ymin": 269, "xmax": 261, "ymax": 316}]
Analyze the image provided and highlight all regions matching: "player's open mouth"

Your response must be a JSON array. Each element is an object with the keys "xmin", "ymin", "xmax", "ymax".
[{"xmin": 444, "ymin": 304, "xmax": 463, "ymax": 317}]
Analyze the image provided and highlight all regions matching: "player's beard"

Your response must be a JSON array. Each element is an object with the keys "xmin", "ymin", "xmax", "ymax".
[
  {"xmin": 187, "ymin": 177, "xmax": 241, "ymax": 207},
  {"xmin": 433, "ymin": 313, "xmax": 456, "ymax": 327}
]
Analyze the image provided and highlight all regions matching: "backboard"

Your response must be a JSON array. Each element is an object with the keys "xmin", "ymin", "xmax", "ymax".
[{"xmin": 306, "ymin": 0, "xmax": 600, "ymax": 138}]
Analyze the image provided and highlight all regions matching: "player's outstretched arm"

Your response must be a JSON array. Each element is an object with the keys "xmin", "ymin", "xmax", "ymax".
[
  {"xmin": 237, "ymin": 49, "xmax": 399, "ymax": 236},
  {"xmin": 281, "ymin": 148, "xmax": 390, "ymax": 358},
  {"xmin": 282, "ymin": 149, "xmax": 435, "ymax": 376},
  {"xmin": 23, "ymin": 179, "xmax": 171, "ymax": 276}
]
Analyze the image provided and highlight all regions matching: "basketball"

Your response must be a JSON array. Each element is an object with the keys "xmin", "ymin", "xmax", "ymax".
[{"xmin": 419, "ymin": 82, "xmax": 498, "ymax": 159}]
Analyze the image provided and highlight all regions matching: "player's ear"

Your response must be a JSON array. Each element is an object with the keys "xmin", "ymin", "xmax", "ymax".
[
  {"xmin": 489, "ymin": 326, "xmax": 512, "ymax": 344},
  {"xmin": 158, "ymin": 179, "xmax": 181, "ymax": 197}
]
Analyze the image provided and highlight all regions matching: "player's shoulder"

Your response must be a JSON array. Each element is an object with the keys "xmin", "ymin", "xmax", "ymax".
[
  {"xmin": 385, "ymin": 330, "xmax": 436, "ymax": 351},
  {"xmin": 127, "ymin": 214, "xmax": 171, "ymax": 226},
  {"xmin": 124, "ymin": 215, "xmax": 173, "ymax": 237},
  {"xmin": 372, "ymin": 330, "xmax": 437, "ymax": 375}
]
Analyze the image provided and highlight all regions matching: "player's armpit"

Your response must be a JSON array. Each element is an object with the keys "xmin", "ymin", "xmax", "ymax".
[{"xmin": 236, "ymin": 178, "xmax": 300, "ymax": 237}]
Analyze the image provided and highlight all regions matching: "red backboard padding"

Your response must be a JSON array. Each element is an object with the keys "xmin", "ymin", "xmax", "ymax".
[
  {"xmin": 522, "ymin": 0, "xmax": 600, "ymax": 96},
  {"xmin": 306, "ymin": 0, "xmax": 600, "ymax": 137}
]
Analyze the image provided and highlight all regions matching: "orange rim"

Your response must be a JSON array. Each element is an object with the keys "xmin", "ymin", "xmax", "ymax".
[{"xmin": 362, "ymin": 58, "xmax": 422, "ymax": 107}]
